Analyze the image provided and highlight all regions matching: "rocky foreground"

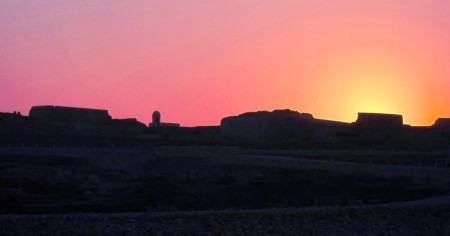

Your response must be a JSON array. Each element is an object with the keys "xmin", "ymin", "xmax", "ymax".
[{"xmin": 1, "ymin": 204, "xmax": 449, "ymax": 236}]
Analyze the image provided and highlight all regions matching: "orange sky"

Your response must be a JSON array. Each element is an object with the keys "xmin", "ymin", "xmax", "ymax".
[{"xmin": 1, "ymin": 1, "xmax": 449, "ymax": 126}]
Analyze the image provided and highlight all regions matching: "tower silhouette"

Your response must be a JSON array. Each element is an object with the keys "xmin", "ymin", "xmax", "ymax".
[{"xmin": 152, "ymin": 110, "xmax": 161, "ymax": 126}]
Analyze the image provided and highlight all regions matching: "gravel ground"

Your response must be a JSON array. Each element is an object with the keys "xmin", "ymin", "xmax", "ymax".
[{"xmin": 1, "ymin": 205, "xmax": 449, "ymax": 235}]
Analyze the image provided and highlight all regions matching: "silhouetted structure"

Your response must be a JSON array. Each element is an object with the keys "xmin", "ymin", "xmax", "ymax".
[
  {"xmin": 0, "ymin": 106, "xmax": 449, "ymax": 150},
  {"xmin": 152, "ymin": 111, "xmax": 161, "ymax": 126},
  {"xmin": 221, "ymin": 110, "xmax": 316, "ymax": 146},
  {"xmin": 149, "ymin": 110, "xmax": 180, "ymax": 128},
  {"xmin": 354, "ymin": 113, "xmax": 404, "ymax": 148},
  {"xmin": 355, "ymin": 113, "xmax": 403, "ymax": 128},
  {"xmin": 434, "ymin": 118, "xmax": 450, "ymax": 127},
  {"xmin": 29, "ymin": 105, "xmax": 111, "ymax": 123},
  {"xmin": 221, "ymin": 110, "xmax": 450, "ymax": 150}
]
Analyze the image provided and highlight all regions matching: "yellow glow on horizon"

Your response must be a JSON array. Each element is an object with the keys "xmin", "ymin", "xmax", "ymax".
[{"xmin": 305, "ymin": 48, "xmax": 421, "ymax": 123}]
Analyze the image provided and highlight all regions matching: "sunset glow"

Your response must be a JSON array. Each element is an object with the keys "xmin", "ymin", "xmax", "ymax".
[{"xmin": 1, "ymin": 1, "xmax": 449, "ymax": 126}]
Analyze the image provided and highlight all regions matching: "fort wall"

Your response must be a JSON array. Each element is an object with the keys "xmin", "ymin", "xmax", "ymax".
[{"xmin": 29, "ymin": 105, "xmax": 111, "ymax": 123}]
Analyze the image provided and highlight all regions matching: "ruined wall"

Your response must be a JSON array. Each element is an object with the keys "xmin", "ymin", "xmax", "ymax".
[
  {"xmin": 355, "ymin": 113, "xmax": 403, "ymax": 128},
  {"xmin": 434, "ymin": 118, "xmax": 450, "ymax": 128},
  {"xmin": 221, "ymin": 110, "xmax": 315, "ymax": 146},
  {"xmin": 221, "ymin": 110, "xmax": 450, "ymax": 150},
  {"xmin": 432, "ymin": 118, "xmax": 450, "ymax": 149},
  {"xmin": 221, "ymin": 111, "xmax": 268, "ymax": 143},
  {"xmin": 29, "ymin": 106, "xmax": 111, "ymax": 123},
  {"xmin": 354, "ymin": 113, "xmax": 404, "ymax": 147},
  {"xmin": 311, "ymin": 119, "xmax": 354, "ymax": 147}
]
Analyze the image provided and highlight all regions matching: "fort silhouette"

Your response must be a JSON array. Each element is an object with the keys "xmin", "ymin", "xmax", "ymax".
[
  {"xmin": 1, "ymin": 105, "xmax": 450, "ymax": 231},
  {"xmin": 1, "ymin": 105, "xmax": 449, "ymax": 151}
]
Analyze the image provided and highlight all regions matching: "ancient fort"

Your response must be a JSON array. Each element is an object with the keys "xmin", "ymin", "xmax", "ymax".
[{"xmin": 1, "ymin": 105, "xmax": 449, "ymax": 151}]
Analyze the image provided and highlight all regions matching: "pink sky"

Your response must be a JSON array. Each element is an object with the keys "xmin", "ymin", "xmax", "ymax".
[{"xmin": 1, "ymin": 1, "xmax": 449, "ymax": 126}]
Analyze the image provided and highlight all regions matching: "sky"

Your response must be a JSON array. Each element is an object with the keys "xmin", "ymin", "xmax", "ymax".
[{"xmin": 1, "ymin": 0, "xmax": 449, "ymax": 126}]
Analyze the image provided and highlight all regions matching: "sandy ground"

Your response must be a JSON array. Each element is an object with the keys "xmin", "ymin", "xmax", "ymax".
[
  {"xmin": 1, "ymin": 147, "xmax": 449, "ymax": 235},
  {"xmin": 0, "ymin": 203, "xmax": 449, "ymax": 235}
]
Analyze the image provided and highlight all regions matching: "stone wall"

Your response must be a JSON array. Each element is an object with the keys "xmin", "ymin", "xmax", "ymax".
[
  {"xmin": 221, "ymin": 110, "xmax": 316, "ymax": 146},
  {"xmin": 355, "ymin": 113, "xmax": 403, "ymax": 128},
  {"xmin": 354, "ymin": 113, "xmax": 404, "ymax": 147},
  {"xmin": 29, "ymin": 106, "xmax": 111, "ymax": 123},
  {"xmin": 434, "ymin": 118, "xmax": 450, "ymax": 127},
  {"xmin": 220, "ymin": 110, "xmax": 449, "ymax": 150}
]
